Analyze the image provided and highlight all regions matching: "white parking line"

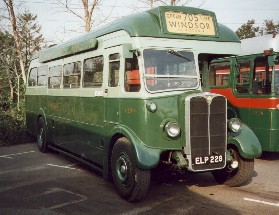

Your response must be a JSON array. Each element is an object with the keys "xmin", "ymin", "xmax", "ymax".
[
  {"xmin": 123, "ymin": 197, "xmax": 175, "ymax": 215},
  {"xmin": 46, "ymin": 163, "xmax": 79, "ymax": 170},
  {"xmin": 0, "ymin": 151, "xmax": 36, "ymax": 159},
  {"xmin": 244, "ymin": 198, "xmax": 279, "ymax": 207},
  {"xmin": 35, "ymin": 187, "xmax": 87, "ymax": 209}
]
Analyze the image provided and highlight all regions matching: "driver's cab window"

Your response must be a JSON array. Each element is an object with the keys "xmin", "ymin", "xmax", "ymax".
[
  {"xmin": 125, "ymin": 54, "xmax": 140, "ymax": 92},
  {"xmin": 235, "ymin": 60, "xmax": 251, "ymax": 94},
  {"xmin": 252, "ymin": 57, "xmax": 272, "ymax": 95}
]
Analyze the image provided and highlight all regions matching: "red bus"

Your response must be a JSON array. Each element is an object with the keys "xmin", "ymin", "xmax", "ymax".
[{"xmin": 209, "ymin": 47, "xmax": 279, "ymax": 152}]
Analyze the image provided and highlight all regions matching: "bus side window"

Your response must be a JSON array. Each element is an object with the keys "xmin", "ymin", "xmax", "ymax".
[
  {"xmin": 109, "ymin": 53, "xmax": 120, "ymax": 87},
  {"xmin": 252, "ymin": 57, "xmax": 271, "ymax": 94},
  {"xmin": 28, "ymin": 68, "xmax": 38, "ymax": 87},
  {"xmin": 49, "ymin": 65, "xmax": 62, "ymax": 89},
  {"xmin": 235, "ymin": 61, "xmax": 250, "ymax": 94},
  {"xmin": 38, "ymin": 65, "xmax": 48, "ymax": 86},
  {"xmin": 209, "ymin": 62, "xmax": 230, "ymax": 87},
  {"xmin": 83, "ymin": 56, "xmax": 104, "ymax": 88},
  {"xmin": 63, "ymin": 62, "xmax": 81, "ymax": 88},
  {"xmin": 125, "ymin": 54, "xmax": 141, "ymax": 92},
  {"xmin": 275, "ymin": 57, "xmax": 279, "ymax": 95}
]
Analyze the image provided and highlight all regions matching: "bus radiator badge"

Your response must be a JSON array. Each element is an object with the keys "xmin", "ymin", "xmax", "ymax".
[{"xmin": 206, "ymin": 96, "xmax": 213, "ymax": 106}]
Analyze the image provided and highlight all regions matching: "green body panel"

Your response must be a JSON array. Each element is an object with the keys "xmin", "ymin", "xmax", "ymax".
[
  {"xmin": 228, "ymin": 124, "xmax": 262, "ymax": 159},
  {"xmin": 26, "ymin": 93, "xmax": 188, "ymax": 170},
  {"xmin": 26, "ymin": 94, "xmax": 106, "ymax": 165},
  {"xmin": 26, "ymin": 95, "xmax": 48, "ymax": 135},
  {"xmin": 119, "ymin": 96, "xmax": 182, "ymax": 149},
  {"xmin": 235, "ymin": 107, "xmax": 279, "ymax": 152}
]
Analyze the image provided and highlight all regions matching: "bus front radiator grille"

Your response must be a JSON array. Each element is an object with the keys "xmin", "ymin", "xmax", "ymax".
[{"xmin": 188, "ymin": 95, "xmax": 227, "ymax": 171}]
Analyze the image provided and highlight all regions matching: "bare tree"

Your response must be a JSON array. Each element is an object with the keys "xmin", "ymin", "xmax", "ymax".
[
  {"xmin": 3, "ymin": 0, "xmax": 26, "ymax": 85},
  {"xmin": 139, "ymin": 0, "xmax": 194, "ymax": 8},
  {"xmin": 159, "ymin": 0, "xmax": 193, "ymax": 6},
  {"xmin": 0, "ymin": 30, "xmax": 19, "ymax": 107},
  {"xmin": 139, "ymin": 0, "xmax": 155, "ymax": 7},
  {"xmin": 0, "ymin": 3, "xmax": 9, "ymax": 31},
  {"xmin": 57, "ymin": 0, "xmax": 101, "ymax": 32}
]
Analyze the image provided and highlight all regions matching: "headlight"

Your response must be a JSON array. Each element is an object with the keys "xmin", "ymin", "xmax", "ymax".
[
  {"xmin": 228, "ymin": 118, "xmax": 242, "ymax": 133},
  {"xmin": 165, "ymin": 121, "xmax": 180, "ymax": 138}
]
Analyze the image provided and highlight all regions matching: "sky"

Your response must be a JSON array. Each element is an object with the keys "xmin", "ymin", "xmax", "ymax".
[{"xmin": 2, "ymin": 0, "xmax": 279, "ymax": 43}]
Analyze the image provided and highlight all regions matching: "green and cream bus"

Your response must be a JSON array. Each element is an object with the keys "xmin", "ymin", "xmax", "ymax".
[{"xmin": 26, "ymin": 6, "xmax": 262, "ymax": 202}]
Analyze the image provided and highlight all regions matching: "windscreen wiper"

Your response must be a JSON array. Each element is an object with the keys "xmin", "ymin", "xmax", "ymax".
[{"xmin": 167, "ymin": 49, "xmax": 191, "ymax": 62}]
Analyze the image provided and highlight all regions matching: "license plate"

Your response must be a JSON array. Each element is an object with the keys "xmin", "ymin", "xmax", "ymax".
[{"xmin": 194, "ymin": 155, "xmax": 223, "ymax": 165}]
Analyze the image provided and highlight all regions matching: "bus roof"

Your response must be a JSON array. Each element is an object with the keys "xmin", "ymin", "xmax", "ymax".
[
  {"xmin": 37, "ymin": 6, "xmax": 240, "ymax": 63},
  {"xmin": 241, "ymin": 34, "xmax": 279, "ymax": 54}
]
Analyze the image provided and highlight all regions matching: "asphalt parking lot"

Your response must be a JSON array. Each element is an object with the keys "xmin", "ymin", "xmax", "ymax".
[{"xmin": 0, "ymin": 143, "xmax": 278, "ymax": 215}]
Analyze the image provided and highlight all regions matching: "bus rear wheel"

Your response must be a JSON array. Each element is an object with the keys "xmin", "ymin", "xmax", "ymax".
[
  {"xmin": 111, "ymin": 137, "xmax": 150, "ymax": 202},
  {"xmin": 37, "ymin": 117, "xmax": 48, "ymax": 153},
  {"xmin": 211, "ymin": 147, "xmax": 254, "ymax": 187}
]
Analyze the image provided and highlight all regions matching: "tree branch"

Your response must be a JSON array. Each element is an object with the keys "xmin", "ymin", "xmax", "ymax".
[
  {"xmin": 92, "ymin": 0, "xmax": 117, "ymax": 28},
  {"xmin": 3, "ymin": 0, "xmax": 27, "ymax": 84},
  {"xmin": 57, "ymin": 0, "xmax": 85, "ymax": 21}
]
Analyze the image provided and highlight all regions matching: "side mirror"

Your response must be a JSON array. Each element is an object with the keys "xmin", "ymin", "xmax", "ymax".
[{"xmin": 122, "ymin": 43, "xmax": 133, "ymax": 59}]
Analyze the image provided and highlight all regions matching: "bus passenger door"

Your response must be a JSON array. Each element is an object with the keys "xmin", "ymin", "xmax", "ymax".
[
  {"xmin": 249, "ymin": 56, "xmax": 273, "ymax": 142},
  {"xmin": 104, "ymin": 48, "xmax": 122, "ymax": 126},
  {"xmin": 232, "ymin": 58, "xmax": 252, "ymax": 124}
]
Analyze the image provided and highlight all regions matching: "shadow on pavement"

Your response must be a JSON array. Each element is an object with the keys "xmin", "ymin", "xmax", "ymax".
[{"xmin": 260, "ymin": 152, "xmax": 279, "ymax": 160}]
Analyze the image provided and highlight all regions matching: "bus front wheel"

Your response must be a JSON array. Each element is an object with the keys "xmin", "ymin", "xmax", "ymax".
[
  {"xmin": 37, "ymin": 117, "xmax": 48, "ymax": 153},
  {"xmin": 111, "ymin": 137, "xmax": 150, "ymax": 202},
  {"xmin": 211, "ymin": 147, "xmax": 254, "ymax": 187}
]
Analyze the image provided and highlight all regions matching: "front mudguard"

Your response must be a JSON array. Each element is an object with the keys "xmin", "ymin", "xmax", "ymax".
[
  {"xmin": 103, "ymin": 125, "xmax": 161, "ymax": 179},
  {"xmin": 227, "ymin": 124, "xmax": 262, "ymax": 159}
]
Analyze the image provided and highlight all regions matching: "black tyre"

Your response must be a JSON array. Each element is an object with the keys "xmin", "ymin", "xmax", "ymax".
[
  {"xmin": 111, "ymin": 137, "xmax": 150, "ymax": 202},
  {"xmin": 211, "ymin": 147, "xmax": 254, "ymax": 187},
  {"xmin": 37, "ymin": 117, "xmax": 48, "ymax": 153}
]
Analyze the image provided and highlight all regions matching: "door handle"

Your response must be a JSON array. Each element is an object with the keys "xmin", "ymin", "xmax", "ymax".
[{"xmin": 104, "ymin": 89, "xmax": 108, "ymax": 97}]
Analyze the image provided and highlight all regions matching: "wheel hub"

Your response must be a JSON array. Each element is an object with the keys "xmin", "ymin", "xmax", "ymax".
[
  {"xmin": 116, "ymin": 156, "xmax": 128, "ymax": 182},
  {"xmin": 120, "ymin": 164, "xmax": 127, "ymax": 174},
  {"xmin": 230, "ymin": 160, "xmax": 239, "ymax": 169}
]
